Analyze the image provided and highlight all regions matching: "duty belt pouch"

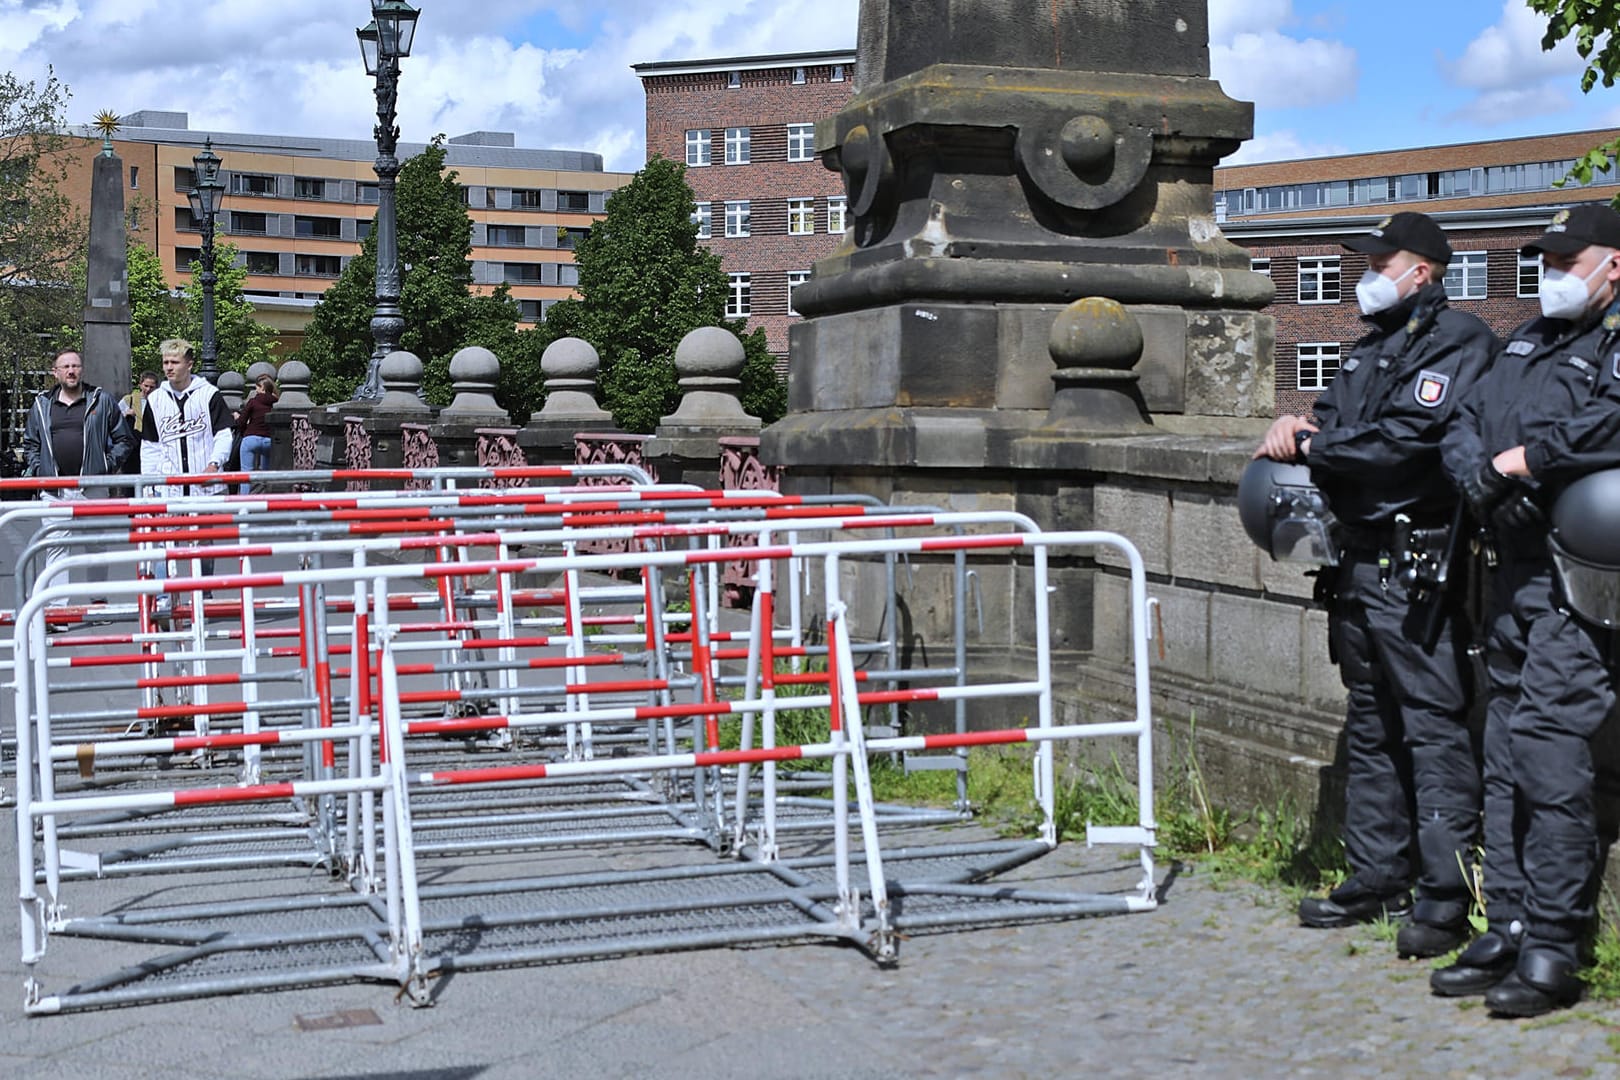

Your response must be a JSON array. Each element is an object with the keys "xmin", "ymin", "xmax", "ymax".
[{"xmin": 1396, "ymin": 526, "xmax": 1450, "ymax": 595}]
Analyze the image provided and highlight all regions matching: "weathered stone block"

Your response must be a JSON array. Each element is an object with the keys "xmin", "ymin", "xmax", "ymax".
[
  {"xmin": 1210, "ymin": 593, "xmax": 1303, "ymax": 699},
  {"xmin": 1185, "ymin": 311, "xmax": 1275, "ymax": 419},
  {"xmin": 1094, "ymin": 484, "xmax": 1169, "ymax": 576},
  {"xmin": 1151, "ymin": 584, "xmax": 1212, "ymax": 682},
  {"xmin": 1130, "ymin": 305, "xmax": 1188, "ymax": 414},
  {"xmin": 1169, "ymin": 493, "xmax": 1261, "ymax": 590},
  {"xmin": 1091, "ymin": 570, "xmax": 1132, "ymax": 666},
  {"xmin": 1303, "ymin": 608, "xmax": 1346, "ymax": 710},
  {"xmin": 1259, "ymin": 553, "xmax": 1318, "ymax": 601}
]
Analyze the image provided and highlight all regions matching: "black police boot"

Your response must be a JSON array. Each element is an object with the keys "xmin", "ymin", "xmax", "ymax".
[
  {"xmin": 1397, "ymin": 920, "xmax": 1470, "ymax": 959},
  {"xmin": 1298, "ymin": 879, "xmax": 1413, "ymax": 928},
  {"xmin": 1430, "ymin": 930, "xmax": 1517, "ymax": 996},
  {"xmin": 1484, "ymin": 948, "xmax": 1583, "ymax": 1018}
]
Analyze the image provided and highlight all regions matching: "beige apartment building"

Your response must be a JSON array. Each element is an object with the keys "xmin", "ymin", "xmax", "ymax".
[{"xmin": 66, "ymin": 110, "xmax": 630, "ymax": 355}]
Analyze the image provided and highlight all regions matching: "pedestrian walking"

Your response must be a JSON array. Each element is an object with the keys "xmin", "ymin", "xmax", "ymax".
[
  {"xmin": 1254, "ymin": 212, "xmax": 1498, "ymax": 957},
  {"xmin": 1438, "ymin": 202, "xmax": 1620, "ymax": 1017}
]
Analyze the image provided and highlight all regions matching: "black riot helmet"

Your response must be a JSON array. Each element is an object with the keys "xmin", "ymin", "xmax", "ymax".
[
  {"xmin": 1549, "ymin": 468, "xmax": 1620, "ymax": 627},
  {"xmin": 1237, "ymin": 457, "xmax": 1339, "ymax": 565}
]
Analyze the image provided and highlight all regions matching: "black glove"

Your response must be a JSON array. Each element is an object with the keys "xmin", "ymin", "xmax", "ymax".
[
  {"xmin": 1457, "ymin": 461, "xmax": 1514, "ymax": 517},
  {"xmin": 1492, "ymin": 489, "xmax": 1545, "ymax": 532}
]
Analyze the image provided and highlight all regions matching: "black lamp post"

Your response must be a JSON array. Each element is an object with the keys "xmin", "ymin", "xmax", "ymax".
[
  {"xmin": 353, "ymin": 0, "xmax": 420, "ymax": 402},
  {"xmin": 187, "ymin": 138, "xmax": 225, "ymax": 383}
]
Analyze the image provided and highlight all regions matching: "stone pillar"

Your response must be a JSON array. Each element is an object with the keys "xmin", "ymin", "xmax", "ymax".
[
  {"xmin": 268, "ymin": 359, "xmax": 317, "ymax": 474},
  {"xmin": 646, "ymin": 327, "xmax": 759, "ymax": 489},
  {"xmin": 216, "ymin": 370, "xmax": 246, "ymax": 414},
  {"xmin": 83, "ymin": 151, "xmax": 132, "ymax": 396},
  {"xmin": 431, "ymin": 346, "xmax": 510, "ymax": 468},
  {"xmin": 766, "ymin": 0, "xmax": 1274, "ymax": 471},
  {"xmin": 245, "ymin": 361, "xmax": 277, "ymax": 389},
  {"xmin": 312, "ymin": 349, "xmax": 431, "ymax": 475},
  {"xmin": 518, "ymin": 337, "xmax": 616, "ymax": 466}
]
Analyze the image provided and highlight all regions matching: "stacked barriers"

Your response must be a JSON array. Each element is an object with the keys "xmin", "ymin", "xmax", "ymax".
[{"xmin": 7, "ymin": 466, "xmax": 1160, "ymax": 1014}]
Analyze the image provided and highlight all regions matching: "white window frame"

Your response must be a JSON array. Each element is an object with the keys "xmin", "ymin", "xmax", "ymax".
[
  {"xmin": 1296, "ymin": 342, "xmax": 1342, "ymax": 393},
  {"xmin": 792, "ymin": 66, "xmax": 806, "ymax": 85},
  {"xmin": 787, "ymin": 123, "xmax": 815, "ymax": 162},
  {"xmin": 787, "ymin": 270, "xmax": 811, "ymax": 316},
  {"xmin": 725, "ymin": 127, "xmax": 751, "ymax": 165},
  {"xmin": 724, "ymin": 200, "xmax": 750, "ymax": 238},
  {"xmin": 831, "ymin": 64, "xmax": 846, "ymax": 82},
  {"xmin": 727, "ymin": 70, "xmax": 741, "ymax": 89},
  {"xmin": 692, "ymin": 201, "xmax": 712, "ymax": 240},
  {"xmin": 1518, "ymin": 251, "xmax": 1543, "ymax": 298},
  {"xmin": 1250, "ymin": 257, "xmax": 1272, "ymax": 276},
  {"xmin": 1297, "ymin": 256, "xmax": 1341, "ymax": 304},
  {"xmin": 1443, "ymin": 251, "xmax": 1488, "ymax": 301},
  {"xmin": 727, "ymin": 272, "xmax": 751, "ymax": 317},
  {"xmin": 787, "ymin": 198, "xmax": 814, "ymax": 236},
  {"xmin": 685, "ymin": 129, "xmax": 711, "ymax": 167},
  {"xmin": 827, "ymin": 196, "xmax": 847, "ymax": 234}
]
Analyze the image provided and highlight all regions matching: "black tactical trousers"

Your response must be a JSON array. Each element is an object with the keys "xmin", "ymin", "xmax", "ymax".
[
  {"xmin": 1330, "ymin": 552, "xmax": 1480, "ymax": 922},
  {"xmin": 1482, "ymin": 557, "xmax": 1614, "ymax": 960}
]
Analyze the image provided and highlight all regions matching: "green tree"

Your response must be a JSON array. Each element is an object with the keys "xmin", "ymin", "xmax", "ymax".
[
  {"xmin": 177, "ymin": 242, "xmax": 277, "ymax": 375},
  {"xmin": 297, "ymin": 136, "xmax": 524, "ymax": 406},
  {"xmin": 1528, "ymin": 2, "xmax": 1620, "ymax": 193},
  {"xmin": 556, "ymin": 156, "xmax": 787, "ymax": 432},
  {"xmin": 0, "ymin": 68, "xmax": 85, "ymax": 366}
]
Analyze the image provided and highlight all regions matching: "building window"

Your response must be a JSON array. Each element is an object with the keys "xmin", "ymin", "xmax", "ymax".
[
  {"xmin": 725, "ymin": 200, "xmax": 750, "ymax": 238},
  {"xmin": 727, "ymin": 70, "xmax": 741, "ymax": 89},
  {"xmin": 1250, "ymin": 257, "xmax": 1272, "ymax": 276},
  {"xmin": 787, "ymin": 123, "xmax": 815, "ymax": 163},
  {"xmin": 174, "ymin": 206, "xmax": 200, "ymax": 232},
  {"xmin": 686, "ymin": 129, "xmax": 711, "ymax": 167},
  {"xmin": 558, "ymin": 190, "xmax": 591, "ymax": 213},
  {"xmin": 518, "ymin": 299, "xmax": 543, "ymax": 323},
  {"xmin": 1518, "ymin": 252, "xmax": 1543, "ymax": 298},
  {"xmin": 230, "ymin": 211, "xmax": 268, "ymax": 236},
  {"xmin": 792, "ymin": 66, "xmax": 806, "ymax": 85},
  {"xmin": 692, "ymin": 201, "xmax": 712, "ymax": 239},
  {"xmin": 174, "ymin": 247, "xmax": 201, "ymax": 272},
  {"xmin": 557, "ymin": 226, "xmax": 589, "ymax": 250},
  {"xmin": 487, "ymin": 225, "xmax": 525, "ymax": 247},
  {"xmin": 514, "ymin": 188, "xmax": 545, "ymax": 209},
  {"xmin": 1444, "ymin": 251, "xmax": 1488, "ymax": 301},
  {"xmin": 294, "ymin": 215, "xmax": 342, "ymax": 239},
  {"xmin": 725, "ymin": 127, "xmax": 751, "ymax": 165},
  {"xmin": 727, "ymin": 272, "xmax": 751, "ymax": 317},
  {"xmin": 831, "ymin": 64, "xmax": 846, "ymax": 82},
  {"xmin": 358, "ymin": 182, "xmax": 379, "ymax": 204},
  {"xmin": 787, "ymin": 198, "xmax": 814, "ymax": 235},
  {"xmin": 503, "ymin": 263, "xmax": 543, "ymax": 285},
  {"xmin": 173, "ymin": 166, "xmax": 195, "ymax": 192},
  {"xmin": 129, "ymin": 166, "xmax": 139, "ymax": 189},
  {"xmin": 558, "ymin": 264, "xmax": 580, "ymax": 287},
  {"xmin": 787, "ymin": 270, "xmax": 811, "ymax": 316},
  {"xmin": 1297, "ymin": 343, "xmax": 1342, "ymax": 392},
  {"xmin": 231, "ymin": 173, "xmax": 276, "ymax": 196},
  {"xmin": 296, "ymin": 253, "xmax": 342, "ymax": 277},
  {"xmin": 1297, "ymin": 256, "xmax": 1341, "ymax": 304},
  {"xmin": 357, "ymin": 218, "xmax": 372, "ymax": 241},
  {"xmin": 294, "ymin": 177, "xmax": 326, "ymax": 199},
  {"xmin": 827, "ymin": 196, "xmax": 847, "ymax": 234},
  {"xmin": 244, "ymin": 251, "xmax": 280, "ymax": 275}
]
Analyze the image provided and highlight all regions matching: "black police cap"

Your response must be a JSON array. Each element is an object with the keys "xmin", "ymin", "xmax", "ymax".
[
  {"xmin": 1522, "ymin": 202, "xmax": 1620, "ymax": 256},
  {"xmin": 1342, "ymin": 211, "xmax": 1453, "ymax": 264}
]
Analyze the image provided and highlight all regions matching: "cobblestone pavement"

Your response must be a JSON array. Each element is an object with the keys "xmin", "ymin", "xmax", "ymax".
[{"xmin": 3, "ymin": 820, "xmax": 1620, "ymax": 1080}]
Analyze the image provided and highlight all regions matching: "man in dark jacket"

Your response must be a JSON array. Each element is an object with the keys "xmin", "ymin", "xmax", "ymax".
[
  {"xmin": 1255, "ymin": 212, "xmax": 1498, "ymax": 959},
  {"xmin": 1437, "ymin": 203, "xmax": 1620, "ymax": 1017},
  {"xmin": 21, "ymin": 349, "xmax": 137, "ymax": 604}
]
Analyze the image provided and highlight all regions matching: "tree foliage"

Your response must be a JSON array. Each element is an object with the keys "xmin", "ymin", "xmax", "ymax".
[
  {"xmin": 0, "ymin": 68, "xmax": 85, "ymax": 367},
  {"xmin": 179, "ymin": 242, "xmax": 278, "ymax": 375},
  {"xmin": 553, "ymin": 156, "xmax": 787, "ymax": 432},
  {"xmin": 297, "ymin": 136, "xmax": 529, "ymax": 407},
  {"xmin": 1528, "ymin": 2, "xmax": 1620, "ymax": 192}
]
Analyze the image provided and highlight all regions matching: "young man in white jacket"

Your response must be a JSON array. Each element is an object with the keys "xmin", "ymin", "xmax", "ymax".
[{"xmin": 139, "ymin": 339, "xmax": 234, "ymax": 588}]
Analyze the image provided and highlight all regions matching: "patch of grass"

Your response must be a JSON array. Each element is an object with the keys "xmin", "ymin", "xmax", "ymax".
[{"xmin": 1581, "ymin": 891, "xmax": 1620, "ymax": 1001}]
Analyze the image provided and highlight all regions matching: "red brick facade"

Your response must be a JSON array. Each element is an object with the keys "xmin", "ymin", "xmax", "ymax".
[{"xmin": 636, "ymin": 52, "xmax": 857, "ymax": 360}]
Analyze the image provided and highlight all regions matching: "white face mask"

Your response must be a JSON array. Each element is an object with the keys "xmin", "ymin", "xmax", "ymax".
[
  {"xmin": 1539, "ymin": 254, "xmax": 1616, "ymax": 320},
  {"xmin": 1355, "ymin": 262, "xmax": 1421, "ymax": 316}
]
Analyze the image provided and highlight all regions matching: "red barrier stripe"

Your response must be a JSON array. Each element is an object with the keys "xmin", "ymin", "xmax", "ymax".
[
  {"xmin": 424, "ymin": 763, "xmax": 551, "ymax": 785},
  {"xmin": 135, "ymin": 528, "xmax": 244, "ymax": 543},
  {"xmin": 491, "ymin": 467, "xmax": 572, "ymax": 478},
  {"xmin": 695, "ymin": 745, "xmax": 806, "ymax": 767},
  {"xmin": 826, "ymin": 617, "xmax": 842, "ymax": 733},
  {"xmin": 406, "ymin": 716, "xmax": 513, "ymax": 735},
  {"xmin": 634, "ymin": 701, "xmax": 737, "ymax": 720},
  {"xmin": 564, "ymin": 511, "xmax": 665, "ymax": 526},
  {"xmin": 137, "ymin": 673, "xmax": 241, "ymax": 689},
  {"xmin": 422, "ymin": 560, "xmax": 530, "ymax": 578},
  {"xmin": 459, "ymin": 637, "xmax": 561, "ymax": 650},
  {"xmin": 400, "ymin": 689, "xmax": 463, "ymax": 704},
  {"xmin": 70, "ymin": 652, "xmax": 170, "ymax": 667},
  {"xmin": 920, "ymin": 728, "xmax": 1033, "ymax": 749},
  {"xmin": 135, "ymin": 701, "xmax": 248, "ymax": 719},
  {"xmin": 333, "ymin": 469, "xmax": 415, "ymax": 481},
  {"xmin": 171, "ymin": 731, "xmax": 286, "ymax": 751},
  {"xmin": 685, "ymin": 545, "xmax": 794, "ymax": 565},
  {"xmin": 856, "ymin": 688, "xmax": 941, "ymax": 706},
  {"xmin": 918, "ymin": 535, "xmax": 1026, "ymax": 552},
  {"xmin": 173, "ymin": 781, "xmax": 298, "ymax": 806},
  {"xmin": 163, "ymin": 574, "xmax": 283, "ymax": 593}
]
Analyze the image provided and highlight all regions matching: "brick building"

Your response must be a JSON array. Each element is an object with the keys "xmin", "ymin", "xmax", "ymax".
[
  {"xmin": 1215, "ymin": 129, "xmax": 1620, "ymax": 416},
  {"xmin": 633, "ymin": 50, "xmax": 857, "ymax": 360}
]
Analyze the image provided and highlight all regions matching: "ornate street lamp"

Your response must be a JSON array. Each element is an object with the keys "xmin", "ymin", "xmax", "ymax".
[
  {"xmin": 187, "ymin": 138, "xmax": 226, "ymax": 384},
  {"xmin": 353, "ymin": 0, "xmax": 420, "ymax": 402}
]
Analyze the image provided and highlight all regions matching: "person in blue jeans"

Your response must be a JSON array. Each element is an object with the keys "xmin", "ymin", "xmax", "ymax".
[{"xmin": 233, "ymin": 375, "xmax": 278, "ymax": 493}]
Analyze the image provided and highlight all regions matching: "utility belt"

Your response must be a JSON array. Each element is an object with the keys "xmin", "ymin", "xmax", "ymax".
[{"xmin": 1337, "ymin": 518, "xmax": 1449, "ymax": 565}]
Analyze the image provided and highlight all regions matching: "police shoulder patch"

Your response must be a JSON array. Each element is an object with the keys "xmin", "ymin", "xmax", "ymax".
[
  {"xmin": 1341, "ymin": 357, "xmax": 1360, "ymax": 373},
  {"xmin": 1505, "ymin": 339, "xmax": 1536, "ymax": 356},
  {"xmin": 1414, "ymin": 369, "xmax": 1450, "ymax": 408}
]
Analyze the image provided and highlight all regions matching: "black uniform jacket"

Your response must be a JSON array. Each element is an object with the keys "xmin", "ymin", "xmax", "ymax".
[
  {"xmin": 1441, "ymin": 299, "xmax": 1620, "ymax": 514},
  {"xmin": 1309, "ymin": 282, "xmax": 1499, "ymax": 529}
]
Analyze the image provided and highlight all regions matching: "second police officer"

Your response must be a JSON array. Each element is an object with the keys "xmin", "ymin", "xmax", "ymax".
[
  {"xmin": 1255, "ymin": 211, "xmax": 1498, "ymax": 958},
  {"xmin": 1438, "ymin": 203, "xmax": 1620, "ymax": 1017}
]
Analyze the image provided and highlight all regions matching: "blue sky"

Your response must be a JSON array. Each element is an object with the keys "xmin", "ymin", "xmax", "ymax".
[{"xmin": 1, "ymin": 0, "xmax": 1615, "ymax": 173}]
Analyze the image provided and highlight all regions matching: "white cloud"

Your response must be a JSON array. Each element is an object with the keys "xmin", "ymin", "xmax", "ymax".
[
  {"xmin": 1444, "ymin": 84, "xmax": 1575, "ymax": 126},
  {"xmin": 1443, "ymin": 0, "xmax": 1586, "ymax": 91},
  {"xmin": 1212, "ymin": 31, "xmax": 1358, "ymax": 109},
  {"xmin": 1207, "ymin": 0, "xmax": 1294, "ymax": 43},
  {"xmin": 1223, "ymin": 130, "xmax": 1350, "ymax": 167}
]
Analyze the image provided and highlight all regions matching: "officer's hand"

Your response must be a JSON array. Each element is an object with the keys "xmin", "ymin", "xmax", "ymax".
[
  {"xmin": 1255, "ymin": 415, "xmax": 1317, "ymax": 462},
  {"xmin": 1491, "ymin": 490, "xmax": 1544, "ymax": 532},
  {"xmin": 1458, "ymin": 461, "xmax": 1513, "ymax": 516}
]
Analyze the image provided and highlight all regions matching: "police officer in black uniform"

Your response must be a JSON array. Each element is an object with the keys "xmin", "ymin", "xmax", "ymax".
[
  {"xmin": 1256, "ymin": 211, "xmax": 1497, "ymax": 957},
  {"xmin": 1436, "ymin": 203, "xmax": 1620, "ymax": 1017}
]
